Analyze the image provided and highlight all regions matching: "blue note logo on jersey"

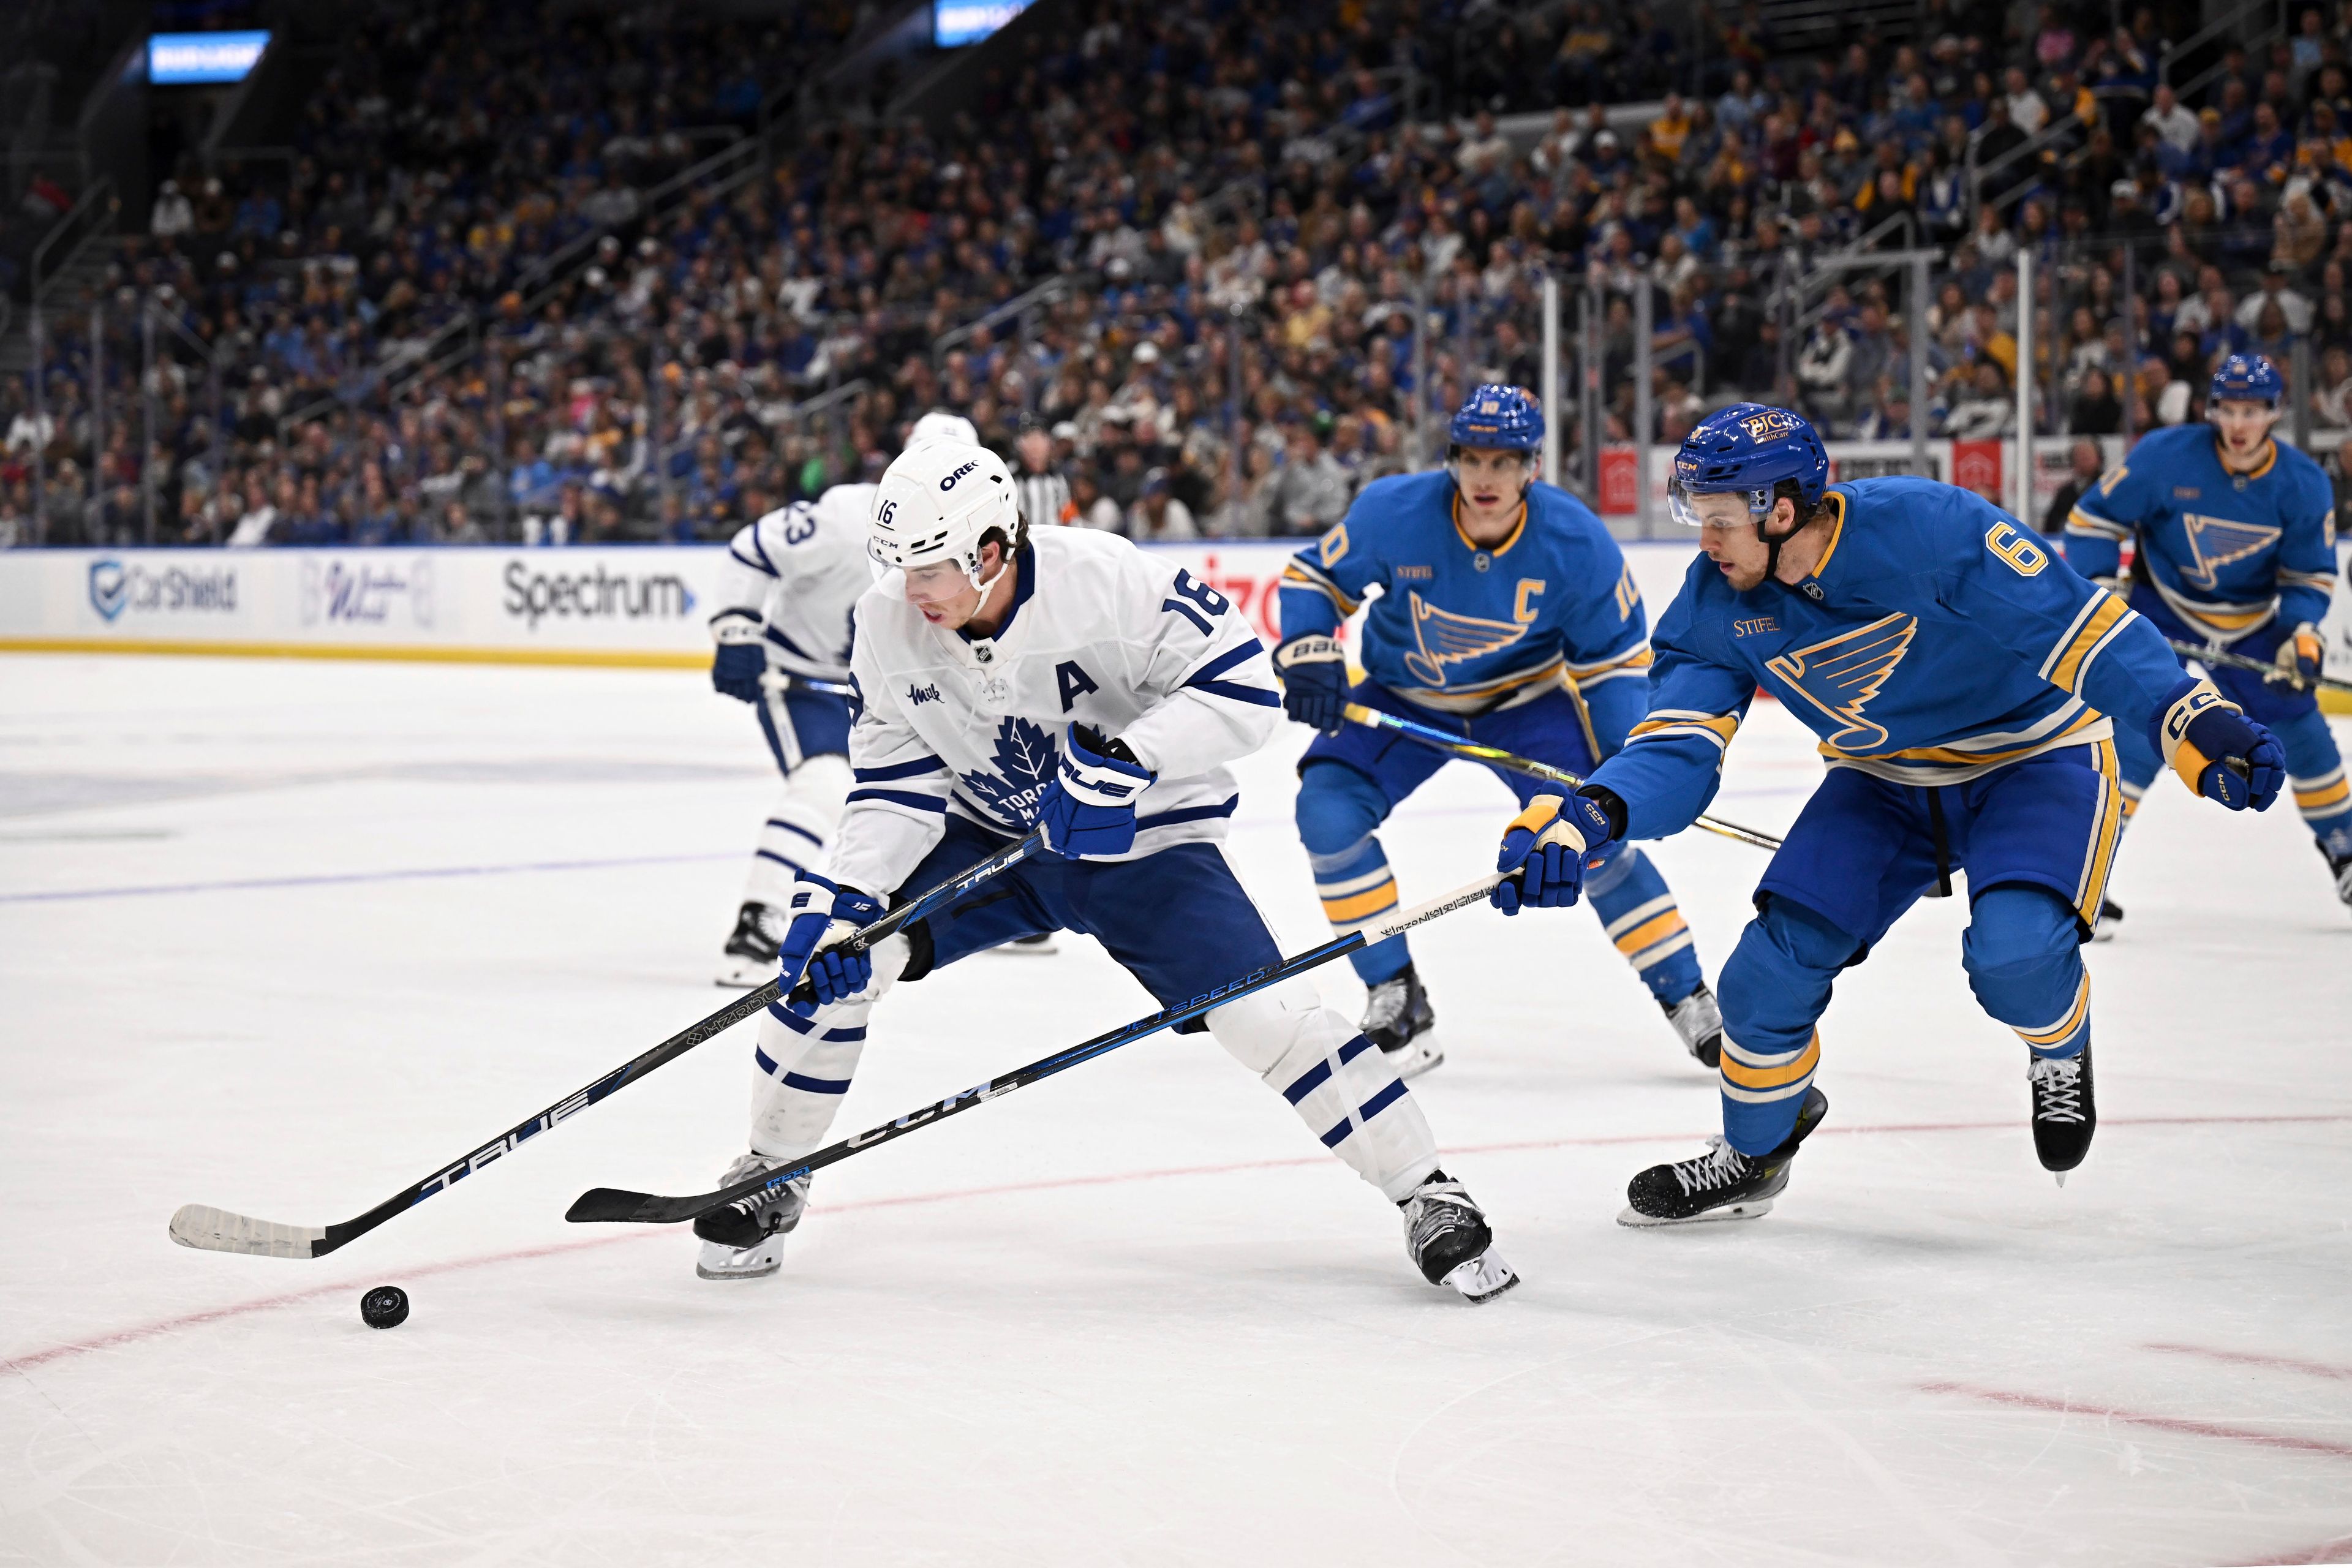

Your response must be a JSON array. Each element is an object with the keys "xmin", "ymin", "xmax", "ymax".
[
  {"xmin": 2178, "ymin": 513, "xmax": 2280, "ymax": 590},
  {"xmin": 1400, "ymin": 590, "xmax": 1531, "ymax": 687},
  {"xmin": 1765, "ymin": 613, "xmax": 1918, "ymax": 751},
  {"xmin": 959, "ymin": 715, "xmax": 1057, "ymax": 826}
]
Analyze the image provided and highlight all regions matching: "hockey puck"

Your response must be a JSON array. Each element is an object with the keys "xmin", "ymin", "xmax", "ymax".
[{"xmin": 360, "ymin": 1285, "xmax": 409, "ymax": 1330}]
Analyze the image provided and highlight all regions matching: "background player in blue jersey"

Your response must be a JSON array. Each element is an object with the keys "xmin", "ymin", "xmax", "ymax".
[
  {"xmin": 2062, "ymin": 354, "xmax": 2351, "ymax": 916},
  {"xmin": 1488, "ymin": 405, "xmax": 2285, "ymax": 1225},
  {"xmin": 1274, "ymin": 385, "xmax": 1722, "ymax": 1078}
]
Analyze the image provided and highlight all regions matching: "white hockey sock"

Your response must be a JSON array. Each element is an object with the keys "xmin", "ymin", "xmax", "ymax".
[
  {"xmin": 745, "ymin": 933, "xmax": 907, "ymax": 1159},
  {"xmin": 745, "ymin": 753, "xmax": 850, "ymax": 908},
  {"xmin": 1207, "ymin": 977, "xmax": 1440, "ymax": 1202}
]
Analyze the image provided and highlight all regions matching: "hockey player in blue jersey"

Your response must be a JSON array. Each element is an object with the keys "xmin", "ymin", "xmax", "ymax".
[
  {"xmin": 2062, "ymin": 354, "xmax": 2351, "ymax": 916},
  {"xmin": 1275, "ymin": 385, "xmax": 1722, "ymax": 1077},
  {"xmin": 1487, "ymin": 404, "xmax": 2285, "ymax": 1224}
]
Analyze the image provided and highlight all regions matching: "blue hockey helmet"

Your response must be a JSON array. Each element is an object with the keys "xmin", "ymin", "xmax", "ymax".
[
  {"xmin": 1667, "ymin": 402, "xmax": 1830, "ymax": 528},
  {"xmin": 1449, "ymin": 384, "xmax": 1544, "ymax": 454},
  {"xmin": 2209, "ymin": 352, "xmax": 2283, "ymax": 407}
]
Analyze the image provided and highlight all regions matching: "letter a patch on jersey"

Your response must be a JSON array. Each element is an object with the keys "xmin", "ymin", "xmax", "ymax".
[
  {"xmin": 1400, "ymin": 591, "xmax": 1530, "ymax": 688},
  {"xmin": 1766, "ymin": 613, "xmax": 1918, "ymax": 751},
  {"xmin": 2177, "ymin": 513, "xmax": 2280, "ymax": 590}
]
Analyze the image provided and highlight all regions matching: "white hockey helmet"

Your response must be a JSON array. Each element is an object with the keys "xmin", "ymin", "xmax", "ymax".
[
  {"xmin": 906, "ymin": 409, "xmax": 980, "ymax": 448},
  {"xmin": 869, "ymin": 438, "xmax": 1022, "ymax": 594}
]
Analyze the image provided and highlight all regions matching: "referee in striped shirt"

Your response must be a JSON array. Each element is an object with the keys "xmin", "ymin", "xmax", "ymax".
[{"xmin": 1012, "ymin": 420, "xmax": 1076, "ymax": 532}]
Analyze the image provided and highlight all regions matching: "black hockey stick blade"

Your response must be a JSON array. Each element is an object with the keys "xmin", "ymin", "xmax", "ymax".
[
  {"xmin": 170, "ymin": 832, "xmax": 1041, "ymax": 1259},
  {"xmin": 564, "ymin": 870, "xmax": 1511, "ymax": 1227}
]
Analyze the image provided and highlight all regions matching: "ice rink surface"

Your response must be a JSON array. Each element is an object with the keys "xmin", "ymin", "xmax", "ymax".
[{"xmin": 2, "ymin": 651, "xmax": 2349, "ymax": 1568}]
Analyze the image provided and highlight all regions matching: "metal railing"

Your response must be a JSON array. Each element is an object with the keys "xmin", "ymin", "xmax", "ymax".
[
  {"xmin": 29, "ymin": 176, "xmax": 116, "ymax": 302},
  {"xmin": 1966, "ymin": 111, "xmax": 2084, "ymax": 230},
  {"xmin": 2161, "ymin": 0, "xmax": 2286, "ymax": 89}
]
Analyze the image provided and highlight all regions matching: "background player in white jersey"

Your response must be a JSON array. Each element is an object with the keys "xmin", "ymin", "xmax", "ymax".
[
  {"xmin": 692, "ymin": 437, "xmax": 1515, "ymax": 1302},
  {"xmin": 706, "ymin": 412, "xmax": 978, "ymax": 984}
]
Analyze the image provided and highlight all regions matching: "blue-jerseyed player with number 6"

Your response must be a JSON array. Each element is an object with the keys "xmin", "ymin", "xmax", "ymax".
[
  {"xmin": 1488, "ymin": 404, "xmax": 2285, "ymax": 1225},
  {"xmin": 1274, "ymin": 385, "xmax": 1725, "ymax": 1079}
]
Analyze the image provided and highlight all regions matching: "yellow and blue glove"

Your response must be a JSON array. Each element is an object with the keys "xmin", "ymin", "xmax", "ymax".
[
  {"xmin": 2268, "ymin": 622, "xmax": 2325, "ymax": 689},
  {"xmin": 2154, "ymin": 676, "xmax": 2285, "ymax": 810},
  {"xmin": 1491, "ymin": 790, "xmax": 1621, "ymax": 913}
]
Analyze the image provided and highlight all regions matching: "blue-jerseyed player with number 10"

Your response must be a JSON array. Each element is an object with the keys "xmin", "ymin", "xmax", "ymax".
[
  {"xmin": 1489, "ymin": 404, "xmax": 2286, "ymax": 1226},
  {"xmin": 1272, "ymin": 385, "xmax": 1725, "ymax": 1079}
]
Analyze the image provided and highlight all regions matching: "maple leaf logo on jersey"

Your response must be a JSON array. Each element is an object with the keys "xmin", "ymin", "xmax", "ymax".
[
  {"xmin": 2177, "ymin": 513, "xmax": 2280, "ymax": 590},
  {"xmin": 1766, "ymin": 613, "xmax": 1918, "ymax": 752},
  {"xmin": 1400, "ymin": 591, "xmax": 1530, "ymax": 687},
  {"xmin": 957, "ymin": 716, "xmax": 1057, "ymax": 828}
]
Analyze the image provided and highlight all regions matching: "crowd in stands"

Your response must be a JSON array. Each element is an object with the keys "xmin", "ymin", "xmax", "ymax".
[{"xmin": 6, "ymin": 0, "xmax": 2352, "ymax": 548}]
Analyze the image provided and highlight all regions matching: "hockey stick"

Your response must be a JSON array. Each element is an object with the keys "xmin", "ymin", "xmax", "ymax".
[
  {"xmin": 168, "ymin": 831, "xmax": 1045, "ymax": 1259},
  {"xmin": 2165, "ymin": 638, "xmax": 2352, "ymax": 696},
  {"xmin": 758, "ymin": 671, "xmax": 857, "ymax": 699},
  {"xmin": 565, "ymin": 869, "xmax": 1513, "ymax": 1229},
  {"xmin": 1340, "ymin": 702, "xmax": 1784, "ymax": 851}
]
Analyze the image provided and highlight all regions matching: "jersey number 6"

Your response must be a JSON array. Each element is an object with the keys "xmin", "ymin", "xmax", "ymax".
[
  {"xmin": 1984, "ymin": 521, "xmax": 2050, "ymax": 578},
  {"xmin": 1161, "ymin": 568, "xmax": 1231, "ymax": 633}
]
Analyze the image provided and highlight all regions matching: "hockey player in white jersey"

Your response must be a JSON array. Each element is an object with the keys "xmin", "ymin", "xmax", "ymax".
[
  {"xmin": 693, "ymin": 437, "xmax": 1517, "ymax": 1302},
  {"xmin": 707, "ymin": 412, "xmax": 981, "ymax": 984}
]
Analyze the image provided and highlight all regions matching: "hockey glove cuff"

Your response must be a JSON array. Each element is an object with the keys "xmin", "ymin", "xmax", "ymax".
[
  {"xmin": 2154, "ymin": 675, "xmax": 2285, "ymax": 811},
  {"xmin": 1273, "ymin": 634, "xmax": 1349, "ymax": 734},
  {"xmin": 777, "ymin": 876, "xmax": 888, "ymax": 1012},
  {"xmin": 710, "ymin": 612, "xmax": 766, "ymax": 704},
  {"xmin": 1035, "ymin": 725, "xmax": 1155, "ymax": 859},
  {"xmin": 1491, "ymin": 790, "xmax": 1620, "ymax": 914},
  {"xmin": 2269, "ymin": 622, "xmax": 2324, "ymax": 688}
]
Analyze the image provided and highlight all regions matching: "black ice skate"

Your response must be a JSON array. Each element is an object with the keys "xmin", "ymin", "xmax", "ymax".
[
  {"xmin": 1363, "ymin": 963, "xmax": 1440, "ymax": 1078},
  {"xmin": 2090, "ymin": 895, "xmax": 2124, "ymax": 942},
  {"xmin": 1620, "ymin": 1086, "xmax": 1830, "ymax": 1226},
  {"xmin": 714, "ymin": 902, "xmax": 782, "ymax": 988},
  {"xmin": 2028, "ymin": 1041, "xmax": 2096, "ymax": 1180},
  {"xmin": 1660, "ymin": 980, "xmax": 1725, "ymax": 1068},
  {"xmin": 2325, "ymin": 845, "xmax": 2352, "ymax": 911},
  {"xmin": 693, "ymin": 1153, "xmax": 812, "ymax": 1280},
  {"xmin": 1399, "ymin": 1171, "xmax": 1517, "ymax": 1302}
]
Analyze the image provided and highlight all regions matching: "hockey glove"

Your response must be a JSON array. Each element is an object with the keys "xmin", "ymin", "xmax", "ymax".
[
  {"xmin": 1273, "ymin": 634, "xmax": 1348, "ymax": 734},
  {"xmin": 710, "ymin": 612, "xmax": 767, "ymax": 704},
  {"xmin": 2269, "ymin": 622, "xmax": 2325, "ymax": 689},
  {"xmin": 776, "ymin": 875, "xmax": 888, "ymax": 1013},
  {"xmin": 1033, "ymin": 725, "xmax": 1155, "ymax": 859},
  {"xmin": 1491, "ymin": 790, "xmax": 1620, "ymax": 913},
  {"xmin": 2153, "ymin": 675, "xmax": 2285, "ymax": 811}
]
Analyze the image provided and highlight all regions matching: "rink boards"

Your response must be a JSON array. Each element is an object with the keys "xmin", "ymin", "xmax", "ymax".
[{"xmin": 2, "ymin": 537, "xmax": 2349, "ymax": 707}]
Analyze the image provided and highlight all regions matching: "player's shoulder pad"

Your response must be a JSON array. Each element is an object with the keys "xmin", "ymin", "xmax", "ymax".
[
  {"xmin": 1522, "ymin": 479, "xmax": 1615, "ymax": 545},
  {"xmin": 2277, "ymin": 438, "xmax": 2335, "ymax": 502},
  {"xmin": 1826, "ymin": 475, "xmax": 1992, "ymax": 579},
  {"xmin": 1345, "ymin": 468, "xmax": 1450, "ymax": 527}
]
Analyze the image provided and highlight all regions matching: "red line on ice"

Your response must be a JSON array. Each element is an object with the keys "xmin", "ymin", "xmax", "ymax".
[
  {"xmin": 7, "ymin": 1110, "xmax": 2350, "ymax": 1378},
  {"xmin": 2143, "ymin": 1343, "xmax": 2352, "ymax": 1382},
  {"xmin": 1919, "ymin": 1381, "xmax": 2352, "ymax": 1462}
]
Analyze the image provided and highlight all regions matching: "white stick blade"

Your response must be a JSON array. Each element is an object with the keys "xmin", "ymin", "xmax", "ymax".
[{"xmin": 169, "ymin": 1204, "xmax": 326, "ymax": 1259}]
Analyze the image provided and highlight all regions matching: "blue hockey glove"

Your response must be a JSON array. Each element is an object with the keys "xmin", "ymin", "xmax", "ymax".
[
  {"xmin": 1273, "ymin": 634, "xmax": 1348, "ymax": 734},
  {"xmin": 1033, "ymin": 725, "xmax": 1155, "ymax": 859},
  {"xmin": 2154, "ymin": 676, "xmax": 2285, "ymax": 811},
  {"xmin": 1491, "ymin": 791, "xmax": 1619, "ymax": 914},
  {"xmin": 2268, "ymin": 622, "xmax": 2325, "ymax": 689},
  {"xmin": 710, "ymin": 612, "xmax": 766, "ymax": 704},
  {"xmin": 777, "ymin": 876, "xmax": 888, "ymax": 1013}
]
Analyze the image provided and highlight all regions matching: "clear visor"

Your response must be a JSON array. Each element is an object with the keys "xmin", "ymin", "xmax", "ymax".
[{"xmin": 1665, "ymin": 478, "xmax": 1773, "ymax": 529}]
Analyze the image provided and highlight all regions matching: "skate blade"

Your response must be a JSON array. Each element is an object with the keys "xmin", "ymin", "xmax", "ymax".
[
  {"xmin": 713, "ymin": 957, "xmax": 773, "ymax": 988},
  {"xmin": 1384, "ymin": 1038, "xmax": 1444, "ymax": 1080},
  {"xmin": 989, "ymin": 937, "xmax": 1060, "ymax": 956},
  {"xmin": 695, "ymin": 1236, "xmax": 784, "ymax": 1280},
  {"xmin": 1616, "ymin": 1197, "xmax": 1775, "ymax": 1228},
  {"xmin": 1439, "ymin": 1250, "xmax": 1519, "ymax": 1303},
  {"xmin": 2089, "ymin": 926, "xmax": 2117, "ymax": 944}
]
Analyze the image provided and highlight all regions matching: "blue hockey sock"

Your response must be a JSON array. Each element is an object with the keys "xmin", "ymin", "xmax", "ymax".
[
  {"xmin": 1716, "ymin": 899, "xmax": 1858, "ymax": 1155},
  {"xmin": 2271, "ymin": 708, "xmax": 2352, "ymax": 859},
  {"xmin": 1295, "ymin": 765, "xmax": 1408, "ymax": 986},
  {"xmin": 1585, "ymin": 842, "xmax": 1703, "ymax": 1004},
  {"xmin": 1961, "ymin": 886, "xmax": 2089, "ymax": 1060}
]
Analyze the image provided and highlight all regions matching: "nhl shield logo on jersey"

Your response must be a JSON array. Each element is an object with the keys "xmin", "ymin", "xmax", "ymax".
[
  {"xmin": 957, "ymin": 715, "xmax": 1058, "ymax": 827},
  {"xmin": 1765, "ymin": 612, "xmax": 1918, "ymax": 752}
]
